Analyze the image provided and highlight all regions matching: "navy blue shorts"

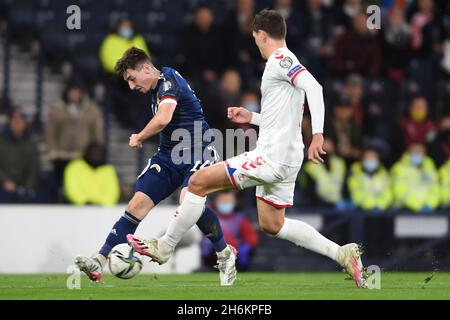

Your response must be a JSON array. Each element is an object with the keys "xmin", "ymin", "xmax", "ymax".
[{"xmin": 135, "ymin": 150, "xmax": 217, "ymax": 205}]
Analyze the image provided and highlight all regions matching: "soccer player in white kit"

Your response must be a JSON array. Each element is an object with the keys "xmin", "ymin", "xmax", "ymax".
[{"xmin": 128, "ymin": 9, "xmax": 366, "ymax": 288}]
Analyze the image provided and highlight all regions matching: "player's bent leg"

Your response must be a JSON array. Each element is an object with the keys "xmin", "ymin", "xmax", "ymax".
[
  {"xmin": 130, "ymin": 183, "xmax": 236, "ymax": 284},
  {"xmin": 256, "ymin": 200, "xmax": 286, "ymax": 235},
  {"xmin": 256, "ymin": 198, "xmax": 366, "ymax": 288},
  {"xmin": 258, "ymin": 198, "xmax": 340, "ymax": 260},
  {"xmin": 187, "ymin": 161, "xmax": 234, "ymax": 196},
  {"xmin": 149, "ymin": 154, "xmax": 262, "ymax": 260},
  {"xmin": 76, "ymin": 192, "xmax": 154, "ymax": 281},
  {"xmin": 159, "ymin": 162, "xmax": 232, "ymax": 253},
  {"xmin": 99, "ymin": 192, "xmax": 153, "ymax": 257},
  {"xmin": 128, "ymin": 163, "xmax": 238, "ymax": 286},
  {"xmin": 127, "ymin": 191, "xmax": 155, "ymax": 220},
  {"xmin": 180, "ymin": 187, "xmax": 227, "ymax": 253},
  {"xmin": 179, "ymin": 187, "xmax": 188, "ymax": 203},
  {"xmin": 180, "ymin": 185, "xmax": 237, "ymax": 286}
]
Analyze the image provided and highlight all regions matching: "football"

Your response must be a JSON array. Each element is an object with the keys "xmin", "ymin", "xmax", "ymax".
[{"xmin": 108, "ymin": 244, "xmax": 143, "ymax": 279}]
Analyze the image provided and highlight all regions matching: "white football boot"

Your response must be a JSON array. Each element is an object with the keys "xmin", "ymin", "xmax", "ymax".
[
  {"xmin": 337, "ymin": 243, "xmax": 367, "ymax": 288},
  {"xmin": 215, "ymin": 245, "xmax": 237, "ymax": 286},
  {"xmin": 74, "ymin": 254, "xmax": 106, "ymax": 282},
  {"xmin": 126, "ymin": 234, "xmax": 172, "ymax": 265}
]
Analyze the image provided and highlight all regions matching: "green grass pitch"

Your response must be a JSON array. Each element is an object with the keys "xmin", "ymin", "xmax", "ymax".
[{"xmin": 1, "ymin": 272, "xmax": 449, "ymax": 300}]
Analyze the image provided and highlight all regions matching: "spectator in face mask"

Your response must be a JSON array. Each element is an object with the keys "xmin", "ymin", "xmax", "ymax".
[
  {"xmin": 235, "ymin": 91, "xmax": 260, "ymax": 131},
  {"xmin": 100, "ymin": 20, "xmax": 151, "ymax": 129},
  {"xmin": 391, "ymin": 143, "xmax": 440, "ymax": 212},
  {"xmin": 200, "ymin": 191, "xmax": 259, "ymax": 271},
  {"xmin": 240, "ymin": 91, "xmax": 260, "ymax": 114},
  {"xmin": 99, "ymin": 19, "xmax": 150, "ymax": 74},
  {"xmin": 400, "ymin": 96, "xmax": 436, "ymax": 147},
  {"xmin": 348, "ymin": 148, "xmax": 393, "ymax": 212}
]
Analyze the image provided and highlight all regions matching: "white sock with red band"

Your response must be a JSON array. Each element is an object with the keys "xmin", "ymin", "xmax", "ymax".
[
  {"xmin": 275, "ymin": 218, "xmax": 340, "ymax": 262},
  {"xmin": 159, "ymin": 191, "xmax": 206, "ymax": 255}
]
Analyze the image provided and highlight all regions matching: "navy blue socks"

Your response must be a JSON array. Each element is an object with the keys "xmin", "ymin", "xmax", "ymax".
[
  {"xmin": 99, "ymin": 211, "xmax": 141, "ymax": 257},
  {"xmin": 196, "ymin": 206, "xmax": 227, "ymax": 252},
  {"xmin": 99, "ymin": 206, "xmax": 226, "ymax": 258}
]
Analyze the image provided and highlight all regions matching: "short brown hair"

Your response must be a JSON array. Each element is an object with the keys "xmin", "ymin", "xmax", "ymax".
[
  {"xmin": 252, "ymin": 9, "xmax": 286, "ymax": 40},
  {"xmin": 114, "ymin": 46, "xmax": 151, "ymax": 76}
]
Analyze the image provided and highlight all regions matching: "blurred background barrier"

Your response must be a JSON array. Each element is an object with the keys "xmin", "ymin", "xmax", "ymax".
[{"xmin": 0, "ymin": 205, "xmax": 202, "ymax": 274}]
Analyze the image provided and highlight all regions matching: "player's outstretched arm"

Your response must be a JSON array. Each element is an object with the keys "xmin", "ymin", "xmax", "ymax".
[
  {"xmin": 293, "ymin": 70, "xmax": 326, "ymax": 163},
  {"xmin": 129, "ymin": 102, "xmax": 176, "ymax": 149},
  {"xmin": 227, "ymin": 107, "xmax": 260, "ymax": 126}
]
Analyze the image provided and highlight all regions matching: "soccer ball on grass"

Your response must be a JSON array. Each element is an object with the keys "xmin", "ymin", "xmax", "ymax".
[{"xmin": 108, "ymin": 243, "xmax": 143, "ymax": 279}]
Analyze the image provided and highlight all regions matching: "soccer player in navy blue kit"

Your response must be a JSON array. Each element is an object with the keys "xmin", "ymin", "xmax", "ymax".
[{"xmin": 75, "ymin": 47, "xmax": 237, "ymax": 286}]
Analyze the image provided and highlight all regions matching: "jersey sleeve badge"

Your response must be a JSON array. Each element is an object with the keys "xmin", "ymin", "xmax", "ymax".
[
  {"xmin": 279, "ymin": 56, "xmax": 293, "ymax": 69},
  {"xmin": 163, "ymin": 80, "xmax": 172, "ymax": 92}
]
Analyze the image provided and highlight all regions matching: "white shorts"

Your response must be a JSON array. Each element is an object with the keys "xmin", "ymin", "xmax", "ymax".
[{"xmin": 223, "ymin": 149, "xmax": 302, "ymax": 208}]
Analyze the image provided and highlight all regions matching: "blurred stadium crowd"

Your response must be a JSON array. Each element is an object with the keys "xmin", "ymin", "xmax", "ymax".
[{"xmin": 0, "ymin": 0, "xmax": 449, "ymax": 213}]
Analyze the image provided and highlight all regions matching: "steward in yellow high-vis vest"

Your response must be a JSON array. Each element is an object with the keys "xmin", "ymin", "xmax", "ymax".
[
  {"xmin": 99, "ymin": 19, "xmax": 150, "ymax": 74},
  {"xmin": 64, "ymin": 143, "xmax": 120, "ymax": 206},
  {"xmin": 391, "ymin": 144, "xmax": 440, "ymax": 212},
  {"xmin": 304, "ymin": 155, "xmax": 346, "ymax": 205},
  {"xmin": 347, "ymin": 149, "xmax": 392, "ymax": 211}
]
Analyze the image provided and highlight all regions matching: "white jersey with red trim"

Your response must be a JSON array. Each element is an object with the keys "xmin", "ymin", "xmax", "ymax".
[{"xmin": 255, "ymin": 47, "xmax": 324, "ymax": 167}]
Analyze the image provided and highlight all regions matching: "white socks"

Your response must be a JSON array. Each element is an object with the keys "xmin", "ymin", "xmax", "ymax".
[
  {"xmin": 159, "ymin": 191, "xmax": 206, "ymax": 255},
  {"xmin": 276, "ymin": 218, "xmax": 340, "ymax": 262},
  {"xmin": 158, "ymin": 192, "xmax": 340, "ymax": 262}
]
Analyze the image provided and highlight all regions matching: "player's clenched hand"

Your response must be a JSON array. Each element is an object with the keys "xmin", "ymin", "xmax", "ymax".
[
  {"xmin": 227, "ymin": 107, "xmax": 252, "ymax": 124},
  {"xmin": 129, "ymin": 133, "xmax": 143, "ymax": 149},
  {"xmin": 308, "ymin": 133, "xmax": 327, "ymax": 164}
]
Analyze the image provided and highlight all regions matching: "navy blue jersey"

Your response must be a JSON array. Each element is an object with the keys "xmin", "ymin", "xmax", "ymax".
[
  {"xmin": 136, "ymin": 67, "xmax": 219, "ymax": 205},
  {"xmin": 150, "ymin": 67, "xmax": 210, "ymax": 155}
]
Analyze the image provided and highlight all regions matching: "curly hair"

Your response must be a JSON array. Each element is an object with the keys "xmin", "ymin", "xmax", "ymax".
[
  {"xmin": 252, "ymin": 9, "xmax": 286, "ymax": 40},
  {"xmin": 114, "ymin": 46, "xmax": 151, "ymax": 76}
]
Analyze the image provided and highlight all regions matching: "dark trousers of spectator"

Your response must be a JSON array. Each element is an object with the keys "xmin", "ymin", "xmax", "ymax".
[
  {"xmin": 0, "ymin": 187, "xmax": 39, "ymax": 203},
  {"xmin": 0, "ymin": 175, "xmax": 57, "ymax": 203},
  {"xmin": 52, "ymin": 159, "xmax": 70, "ymax": 202},
  {"xmin": 409, "ymin": 55, "xmax": 439, "ymax": 115}
]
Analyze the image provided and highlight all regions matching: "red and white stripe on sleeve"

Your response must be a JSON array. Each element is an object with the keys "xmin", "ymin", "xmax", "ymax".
[
  {"xmin": 287, "ymin": 64, "xmax": 306, "ymax": 85},
  {"xmin": 158, "ymin": 96, "xmax": 177, "ymax": 107}
]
